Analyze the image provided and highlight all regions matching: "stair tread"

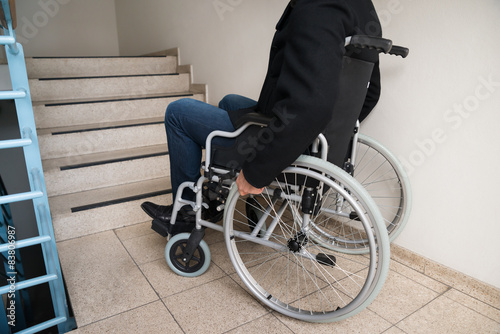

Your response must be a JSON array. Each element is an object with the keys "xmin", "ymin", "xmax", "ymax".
[
  {"xmin": 32, "ymin": 91, "xmax": 197, "ymax": 107},
  {"xmin": 38, "ymin": 116, "xmax": 165, "ymax": 135},
  {"xmin": 42, "ymin": 144, "xmax": 168, "ymax": 171},
  {"xmin": 29, "ymin": 55, "xmax": 172, "ymax": 59},
  {"xmin": 32, "ymin": 72, "xmax": 180, "ymax": 81},
  {"xmin": 49, "ymin": 177, "xmax": 172, "ymax": 216},
  {"xmin": 29, "ymin": 73, "xmax": 191, "ymax": 102},
  {"xmin": 26, "ymin": 56, "xmax": 178, "ymax": 79}
]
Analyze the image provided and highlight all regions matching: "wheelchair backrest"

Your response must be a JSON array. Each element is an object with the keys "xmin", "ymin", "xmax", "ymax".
[
  {"xmin": 322, "ymin": 56, "xmax": 374, "ymax": 167},
  {"xmin": 209, "ymin": 56, "xmax": 374, "ymax": 173}
]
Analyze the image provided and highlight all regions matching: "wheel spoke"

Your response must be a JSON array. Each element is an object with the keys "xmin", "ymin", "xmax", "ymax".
[{"xmin": 224, "ymin": 155, "xmax": 390, "ymax": 322}]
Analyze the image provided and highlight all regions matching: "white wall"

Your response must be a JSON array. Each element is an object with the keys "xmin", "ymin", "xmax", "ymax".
[
  {"xmin": 115, "ymin": 0, "xmax": 500, "ymax": 288},
  {"xmin": 13, "ymin": 0, "xmax": 119, "ymax": 57},
  {"xmin": 364, "ymin": 0, "xmax": 500, "ymax": 288},
  {"xmin": 115, "ymin": 0, "xmax": 288, "ymax": 102}
]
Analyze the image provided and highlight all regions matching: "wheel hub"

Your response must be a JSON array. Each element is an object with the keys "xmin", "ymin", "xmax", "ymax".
[{"xmin": 287, "ymin": 232, "xmax": 308, "ymax": 252}]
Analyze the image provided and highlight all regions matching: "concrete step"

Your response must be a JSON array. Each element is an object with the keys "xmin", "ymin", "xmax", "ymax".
[
  {"xmin": 43, "ymin": 145, "xmax": 170, "ymax": 196},
  {"xmin": 25, "ymin": 49, "xmax": 206, "ymax": 241},
  {"xmin": 48, "ymin": 177, "xmax": 172, "ymax": 241},
  {"xmin": 33, "ymin": 92, "xmax": 205, "ymax": 129},
  {"xmin": 29, "ymin": 73, "xmax": 191, "ymax": 102},
  {"xmin": 42, "ymin": 144, "xmax": 167, "ymax": 171},
  {"xmin": 26, "ymin": 56, "xmax": 178, "ymax": 79},
  {"xmin": 38, "ymin": 118, "xmax": 166, "ymax": 159}
]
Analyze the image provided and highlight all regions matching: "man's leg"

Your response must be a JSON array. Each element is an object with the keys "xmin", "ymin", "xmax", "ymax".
[
  {"xmin": 165, "ymin": 98, "xmax": 235, "ymax": 201},
  {"xmin": 141, "ymin": 95, "xmax": 254, "ymax": 228},
  {"xmin": 218, "ymin": 94, "xmax": 257, "ymax": 111}
]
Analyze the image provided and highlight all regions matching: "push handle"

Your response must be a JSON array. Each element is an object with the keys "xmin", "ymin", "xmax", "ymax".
[
  {"xmin": 389, "ymin": 45, "xmax": 409, "ymax": 58},
  {"xmin": 347, "ymin": 35, "xmax": 393, "ymax": 54}
]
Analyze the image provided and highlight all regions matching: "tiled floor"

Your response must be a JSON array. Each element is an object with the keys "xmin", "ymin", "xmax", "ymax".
[{"xmin": 58, "ymin": 221, "xmax": 500, "ymax": 334}]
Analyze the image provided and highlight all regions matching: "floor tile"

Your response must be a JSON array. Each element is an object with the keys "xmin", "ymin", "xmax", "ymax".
[
  {"xmin": 203, "ymin": 224, "xmax": 226, "ymax": 245},
  {"xmin": 390, "ymin": 260, "xmax": 448, "ymax": 294},
  {"xmin": 444, "ymin": 289, "xmax": 500, "ymax": 325},
  {"xmin": 140, "ymin": 257, "xmax": 226, "ymax": 298},
  {"xmin": 276, "ymin": 307, "xmax": 392, "ymax": 334},
  {"xmin": 121, "ymin": 232, "xmax": 168, "ymax": 265},
  {"xmin": 209, "ymin": 240, "xmax": 236, "ymax": 275},
  {"xmin": 397, "ymin": 295, "xmax": 500, "ymax": 334},
  {"xmin": 115, "ymin": 221, "xmax": 155, "ymax": 241},
  {"xmin": 57, "ymin": 231, "xmax": 158, "ymax": 326},
  {"xmin": 367, "ymin": 269, "xmax": 440, "ymax": 324},
  {"xmin": 383, "ymin": 326, "xmax": 406, "ymax": 334},
  {"xmin": 424, "ymin": 260, "xmax": 500, "ymax": 309},
  {"xmin": 163, "ymin": 276, "xmax": 269, "ymax": 333},
  {"xmin": 73, "ymin": 301, "xmax": 182, "ymax": 333},
  {"xmin": 226, "ymin": 314, "xmax": 293, "ymax": 334}
]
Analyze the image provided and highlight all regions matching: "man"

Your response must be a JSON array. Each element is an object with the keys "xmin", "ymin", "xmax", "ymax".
[{"xmin": 141, "ymin": 0, "xmax": 382, "ymax": 228}]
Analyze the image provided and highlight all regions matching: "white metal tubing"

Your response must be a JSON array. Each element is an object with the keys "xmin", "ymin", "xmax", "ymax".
[
  {"xmin": 350, "ymin": 120, "xmax": 361, "ymax": 165},
  {"xmin": 204, "ymin": 123, "xmax": 255, "ymax": 172},
  {"xmin": 317, "ymin": 133, "xmax": 329, "ymax": 161}
]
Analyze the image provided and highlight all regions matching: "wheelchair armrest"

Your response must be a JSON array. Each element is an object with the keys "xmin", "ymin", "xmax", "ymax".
[{"xmin": 234, "ymin": 112, "xmax": 273, "ymax": 129}]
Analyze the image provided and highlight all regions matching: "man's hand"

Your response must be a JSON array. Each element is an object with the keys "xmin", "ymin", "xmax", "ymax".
[{"xmin": 236, "ymin": 170, "xmax": 264, "ymax": 196}]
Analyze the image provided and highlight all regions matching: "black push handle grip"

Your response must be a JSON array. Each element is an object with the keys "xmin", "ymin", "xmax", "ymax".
[
  {"xmin": 348, "ymin": 35, "xmax": 393, "ymax": 54},
  {"xmin": 389, "ymin": 45, "xmax": 409, "ymax": 58}
]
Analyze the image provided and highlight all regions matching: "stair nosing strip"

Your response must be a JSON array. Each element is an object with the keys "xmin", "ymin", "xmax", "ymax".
[
  {"xmin": 51, "ymin": 120, "xmax": 164, "ymax": 135},
  {"xmin": 43, "ymin": 93, "xmax": 194, "ymax": 107},
  {"xmin": 71, "ymin": 189, "xmax": 172, "ymax": 213},
  {"xmin": 37, "ymin": 73, "xmax": 180, "ymax": 81},
  {"xmin": 60, "ymin": 151, "xmax": 169, "ymax": 171}
]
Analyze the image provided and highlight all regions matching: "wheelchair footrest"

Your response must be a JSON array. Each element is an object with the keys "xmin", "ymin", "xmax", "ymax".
[
  {"xmin": 316, "ymin": 253, "xmax": 336, "ymax": 267},
  {"xmin": 349, "ymin": 212, "xmax": 361, "ymax": 221},
  {"xmin": 151, "ymin": 219, "xmax": 196, "ymax": 237}
]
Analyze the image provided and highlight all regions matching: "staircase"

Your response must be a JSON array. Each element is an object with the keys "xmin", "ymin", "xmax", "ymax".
[{"xmin": 28, "ymin": 49, "xmax": 206, "ymax": 241}]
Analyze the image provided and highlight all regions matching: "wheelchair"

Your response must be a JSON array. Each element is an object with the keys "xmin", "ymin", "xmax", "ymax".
[
  {"xmin": 347, "ymin": 121, "xmax": 412, "ymax": 248},
  {"xmin": 160, "ymin": 36, "xmax": 409, "ymax": 322}
]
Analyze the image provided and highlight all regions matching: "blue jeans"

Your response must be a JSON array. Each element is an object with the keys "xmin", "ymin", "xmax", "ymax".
[{"xmin": 165, "ymin": 94, "xmax": 257, "ymax": 201}]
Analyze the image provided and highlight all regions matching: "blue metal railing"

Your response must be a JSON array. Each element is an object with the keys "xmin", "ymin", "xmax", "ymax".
[{"xmin": 0, "ymin": 0, "xmax": 73, "ymax": 332}]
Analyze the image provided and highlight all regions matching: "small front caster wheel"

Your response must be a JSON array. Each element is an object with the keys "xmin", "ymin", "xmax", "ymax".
[{"xmin": 165, "ymin": 233, "xmax": 211, "ymax": 277}]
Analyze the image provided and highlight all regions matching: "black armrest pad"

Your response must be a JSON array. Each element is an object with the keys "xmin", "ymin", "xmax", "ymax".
[{"xmin": 234, "ymin": 112, "xmax": 273, "ymax": 129}]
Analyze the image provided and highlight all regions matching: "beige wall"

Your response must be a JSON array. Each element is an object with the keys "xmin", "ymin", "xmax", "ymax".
[
  {"xmin": 14, "ymin": 0, "xmax": 119, "ymax": 57},
  {"xmin": 10, "ymin": 0, "xmax": 500, "ymax": 288}
]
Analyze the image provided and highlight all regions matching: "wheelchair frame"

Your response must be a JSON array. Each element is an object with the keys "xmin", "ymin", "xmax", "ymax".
[{"xmin": 160, "ymin": 35, "xmax": 409, "ymax": 322}]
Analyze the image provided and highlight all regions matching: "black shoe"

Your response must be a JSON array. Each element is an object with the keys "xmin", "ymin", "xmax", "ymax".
[
  {"xmin": 140, "ymin": 202, "xmax": 195, "ymax": 224},
  {"xmin": 141, "ymin": 202, "xmax": 196, "ymax": 237}
]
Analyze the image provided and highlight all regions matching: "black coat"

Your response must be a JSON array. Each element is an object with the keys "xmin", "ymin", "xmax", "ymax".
[{"xmin": 228, "ymin": 0, "xmax": 382, "ymax": 188}]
